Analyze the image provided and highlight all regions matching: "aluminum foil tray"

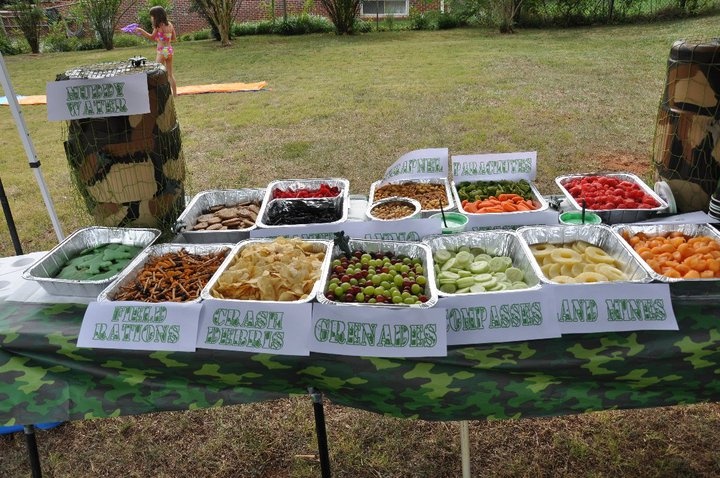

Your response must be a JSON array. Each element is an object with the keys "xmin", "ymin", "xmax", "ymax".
[
  {"xmin": 368, "ymin": 177, "xmax": 455, "ymax": 217},
  {"xmin": 256, "ymin": 178, "xmax": 349, "ymax": 228},
  {"xmin": 175, "ymin": 188, "xmax": 264, "ymax": 243},
  {"xmin": 516, "ymin": 224, "xmax": 651, "ymax": 284},
  {"xmin": 612, "ymin": 223, "xmax": 720, "ymax": 283},
  {"xmin": 201, "ymin": 238, "xmax": 332, "ymax": 304},
  {"xmin": 555, "ymin": 172, "xmax": 668, "ymax": 224},
  {"xmin": 316, "ymin": 239, "xmax": 438, "ymax": 308},
  {"xmin": 450, "ymin": 180, "xmax": 549, "ymax": 217},
  {"xmin": 423, "ymin": 231, "xmax": 541, "ymax": 297},
  {"xmin": 97, "ymin": 243, "xmax": 232, "ymax": 302},
  {"xmin": 22, "ymin": 226, "xmax": 160, "ymax": 297}
]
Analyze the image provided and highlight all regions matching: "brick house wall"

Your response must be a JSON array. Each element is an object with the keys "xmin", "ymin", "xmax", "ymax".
[{"xmin": 1, "ymin": 0, "xmax": 441, "ymax": 38}]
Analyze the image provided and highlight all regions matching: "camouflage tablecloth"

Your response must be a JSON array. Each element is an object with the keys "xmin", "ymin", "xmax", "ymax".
[{"xmin": 1, "ymin": 295, "xmax": 719, "ymax": 426}]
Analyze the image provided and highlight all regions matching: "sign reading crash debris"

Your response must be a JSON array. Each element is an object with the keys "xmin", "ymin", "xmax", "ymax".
[{"xmin": 47, "ymin": 73, "xmax": 150, "ymax": 121}]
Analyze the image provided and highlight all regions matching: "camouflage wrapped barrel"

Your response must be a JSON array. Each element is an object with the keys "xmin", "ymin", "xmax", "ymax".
[
  {"xmin": 653, "ymin": 40, "xmax": 720, "ymax": 211},
  {"xmin": 60, "ymin": 61, "xmax": 185, "ymax": 231}
]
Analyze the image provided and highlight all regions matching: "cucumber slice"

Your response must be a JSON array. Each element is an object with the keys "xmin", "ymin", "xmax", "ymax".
[
  {"xmin": 469, "ymin": 261, "xmax": 490, "ymax": 274},
  {"xmin": 505, "ymin": 267, "xmax": 524, "ymax": 282},
  {"xmin": 434, "ymin": 249, "xmax": 452, "ymax": 264}
]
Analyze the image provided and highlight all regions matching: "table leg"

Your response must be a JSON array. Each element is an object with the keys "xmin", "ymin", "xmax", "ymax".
[
  {"xmin": 23, "ymin": 425, "xmax": 42, "ymax": 478},
  {"xmin": 460, "ymin": 420, "xmax": 471, "ymax": 478},
  {"xmin": 308, "ymin": 387, "xmax": 331, "ymax": 478}
]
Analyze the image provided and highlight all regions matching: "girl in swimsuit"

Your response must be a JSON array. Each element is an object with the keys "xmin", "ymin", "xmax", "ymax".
[{"xmin": 135, "ymin": 6, "xmax": 177, "ymax": 96}]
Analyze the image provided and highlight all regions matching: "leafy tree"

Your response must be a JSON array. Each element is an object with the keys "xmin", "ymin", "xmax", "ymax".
[
  {"xmin": 79, "ymin": 0, "xmax": 140, "ymax": 50},
  {"xmin": 9, "ymin": 0, "xmax": 44, "ymax": 53},
  {"xmin": 318, "ymin": 0, "xmax": 361, "ymax": 34},
  {"xmin": 190, "ymin": 0, "xmax": 221, "ymax": 41},
  {"xmin": 191, "ymin": 0, "xmax": 242, "ymax": 46}
]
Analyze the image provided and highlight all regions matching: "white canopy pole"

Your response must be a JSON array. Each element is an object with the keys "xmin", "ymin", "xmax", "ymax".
[{"xmin": 0, "ymin": 52, "xmax": 64, "ymax": 242}]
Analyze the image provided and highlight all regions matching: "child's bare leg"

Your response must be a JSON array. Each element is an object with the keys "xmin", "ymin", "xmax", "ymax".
[{"xmin": 165, "ymin": 58, "xmax": 177, "ymax": 97}]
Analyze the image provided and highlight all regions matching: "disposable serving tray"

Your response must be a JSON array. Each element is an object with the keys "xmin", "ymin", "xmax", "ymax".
[
  {"xmin": 423, "ymin": 231, "xmax": 541, "ymax": 297},
  {"xmin": 22, "ymin": 226, "xmax": 160, "ymax": 297},
  {"xmin": 450, "ymin": 179, "xmax": 549, "ymax": 218},
  {"xmin": 612, "ymin": 223, "xmax": 720, "ymax": 283},
  {"xmin": 200, "ymin": 238, "xmax": 332, "ymax": 304},
  {"xmin": 368, "ymin": 177, "xmax": 455, "ymax": 217},
  {"xmin": 515, "ymin": 224, "xmax": 651, "ymax": 284},
  {"xmin": 175, "ymin": 188, "xmax": 264, "ymax": 243},
  {"xmin": 555, "ymin": 172, "xmax": 668, "ymax": 224},
  {"xmin": 97, "ymin": 243, "xmax": 232, "ymax": 302},
  {"xmin": 256, "ymin": 178, "xmax": 349, "ymax": 229},
  {"xmin": 316, "ymin": 239, "xmax": 438, "ymax": 308}
]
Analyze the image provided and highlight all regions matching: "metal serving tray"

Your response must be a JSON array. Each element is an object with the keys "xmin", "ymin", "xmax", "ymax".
[
  {"xmin": 368, "ymin": 177, "xmax": 455, "ymax": 217},
  {"xmin": 516, "ymin": 224, "xmax": 651, "ymax": 284},
  {"xmin": 316, "ymin": 239, "xmax": 438, "ymax": 308},
  {"xmin": 201, "ymin": 238, "xmax": 332, "ymax": 304},
  {"xmin": 175, "ymin": 188, "xmax": 264, "ymax": 243},
  {"xmin": 423, "ymin": 231, "xmax": 541, "ymax": 297},
  {"xmin": 256, "ymin": 178, "xmax": 349, "ymax": 228},
  {"xmin": 450, "ymin": 179, "xmax": 549, "ymax": 217},
  {"xmin": 22, "ymin": 226, "xmax": 160, "ymax": 297},
  {"xmin": 555, "ymin": 172, "xmax": 668, "ymax": 224},
  {"xmin": 612, "ymin": 223, "xmax": 720, "ymax": 283},
  {"xmin": 97, "ymin": 243, "xmax": 232, "ymax": 302}
]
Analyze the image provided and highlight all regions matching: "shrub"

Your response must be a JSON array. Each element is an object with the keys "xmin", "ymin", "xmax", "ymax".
[
  {"xmin": 437, "ymin": 12, "xmax": 461, "ymax": 29},
  {"xmin": 43, "ymin": 18, "xmax": 77, "ymax": 52},
  {"xmin": 193, "ymin": 29, "xmax": 211, "ymax": 40},
  {"xmin": 113, "ymin": 33, "xmax": 145, "ymax": 47},
  {"xmin": 409, "ymin": 10, "xmax": 435, "ymax": 30},
  {"xmin": 353, "ymin": 18, "xmax": 372, "ymax": 32},
  {"xmin": 0, "ymin": 34, "xmax": 28, "ymax": 55}
]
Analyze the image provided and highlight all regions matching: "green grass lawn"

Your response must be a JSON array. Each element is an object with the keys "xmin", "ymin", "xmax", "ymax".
[
  {"xmin": 2, "ymin": 17, "xmax": 720, "ymax": 477},
  {"xmin": 3, "ymin": 17, "xmax": 719, "ymax": 255}
]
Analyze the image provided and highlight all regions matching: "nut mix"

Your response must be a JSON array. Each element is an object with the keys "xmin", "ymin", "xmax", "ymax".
[
  {"xmin": 192, "ymin": 201, "xmax": 260, "ymax": 231},
  {"xmin": 370, "ymin": 201, "xmax": 417, "ymax": 220},
  {"xmin": 374, "ymin": 182, "xmax": 448, "ymax": 210}
]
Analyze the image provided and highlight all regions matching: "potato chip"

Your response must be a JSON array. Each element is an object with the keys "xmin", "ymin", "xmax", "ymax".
[{"xmin": 211, "ymin": 237, "xmax": 326, "ymax": 301}]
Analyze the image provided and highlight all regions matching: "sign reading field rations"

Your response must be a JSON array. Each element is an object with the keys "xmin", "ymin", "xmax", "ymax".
[
  {"xmin": 452, "ymin": 151, "xmax": 537, "ymax": 181},
  {"xmin": 46, "ymin": 73, "xmax": 150, "ymax": 121},
  {"xmin": 383, "ymin": 148, "xmax": 449, "ymax": 181},
  {"xmin": 77, "ymin": 301, "xmax": 202, "ymax": 352}
]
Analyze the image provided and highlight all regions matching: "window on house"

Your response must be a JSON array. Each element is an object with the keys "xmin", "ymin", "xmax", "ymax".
[{"xmin": 361, "ymin": 0, "xmax": 408, "ymax": 16}]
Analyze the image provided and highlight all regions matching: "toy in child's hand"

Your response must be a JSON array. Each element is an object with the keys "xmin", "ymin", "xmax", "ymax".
[{"xmin": 121, "ymin": 23, "xmax": 139, "ymax": 34}]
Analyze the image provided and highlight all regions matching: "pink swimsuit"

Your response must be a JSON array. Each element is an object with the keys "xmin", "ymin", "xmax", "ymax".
[{"xmin": 152, "ymin": 30, "xmax": 173, "ymax": 59}]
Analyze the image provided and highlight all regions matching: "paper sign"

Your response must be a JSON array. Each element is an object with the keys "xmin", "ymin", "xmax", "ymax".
[
  {"xmin": 250, "ymin": 222, "xmax": 342, "ymax": 240},
  {"xmin": 47, "ymin": 73, "xmax": 150, "ymax": 121},
  {"xmin": 547, "ymin": 282, "xmax": 678, "ymax": 334},
  {"xmin": 311, "ymin": 303, "xmax": 447, "ymax": 357},
  {"xmin": 452, "ymin": 152, "xmax": 537, "ymax": 181},
  {"xmin": 439, "ymin": 288, "xmax": 561, "ymax": 346},
  {"xmin": 465, "ymin": 209, "xmax": 559, "ymax": 230},
  {"xmin": 250, "ymin": 218, "xmax": 441, "ymax": 242},
  {"xmin": 383, "ymin": 148, "xmax": 449, "ymax": 181},
  {"xmin": 198, "ymin": 299, "xmax": 312, "ymax": 355},
  {"xmin": 78, "ymin": 301, "xmax": 201, "ymax": 352}
]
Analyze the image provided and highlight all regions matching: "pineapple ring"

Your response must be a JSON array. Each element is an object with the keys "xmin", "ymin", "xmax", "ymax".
[
  {"xmin": 596, "ymin": 263, "xmax": 628, "ymax": 281},
  {"xmin": 530, "ymin": 243, "xmax": 555, "ymax": 260},
  {"xmin": 552, "ymin": 275, "xmax": 576, "ymax": 284},
  {"xmin": 550, "ymin": 248, "xmax": 582, "ymax": 264},
  {"xmin": 584, "ymin": 246, "xmax": 616, "ymax": 265},
  {"xmin": 571, "ymin": 240, "xmax": 594, "ymax": 254},
  {"xmin": 574, "ymin": 271, "xmax": 609, "ymax": 283}
]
